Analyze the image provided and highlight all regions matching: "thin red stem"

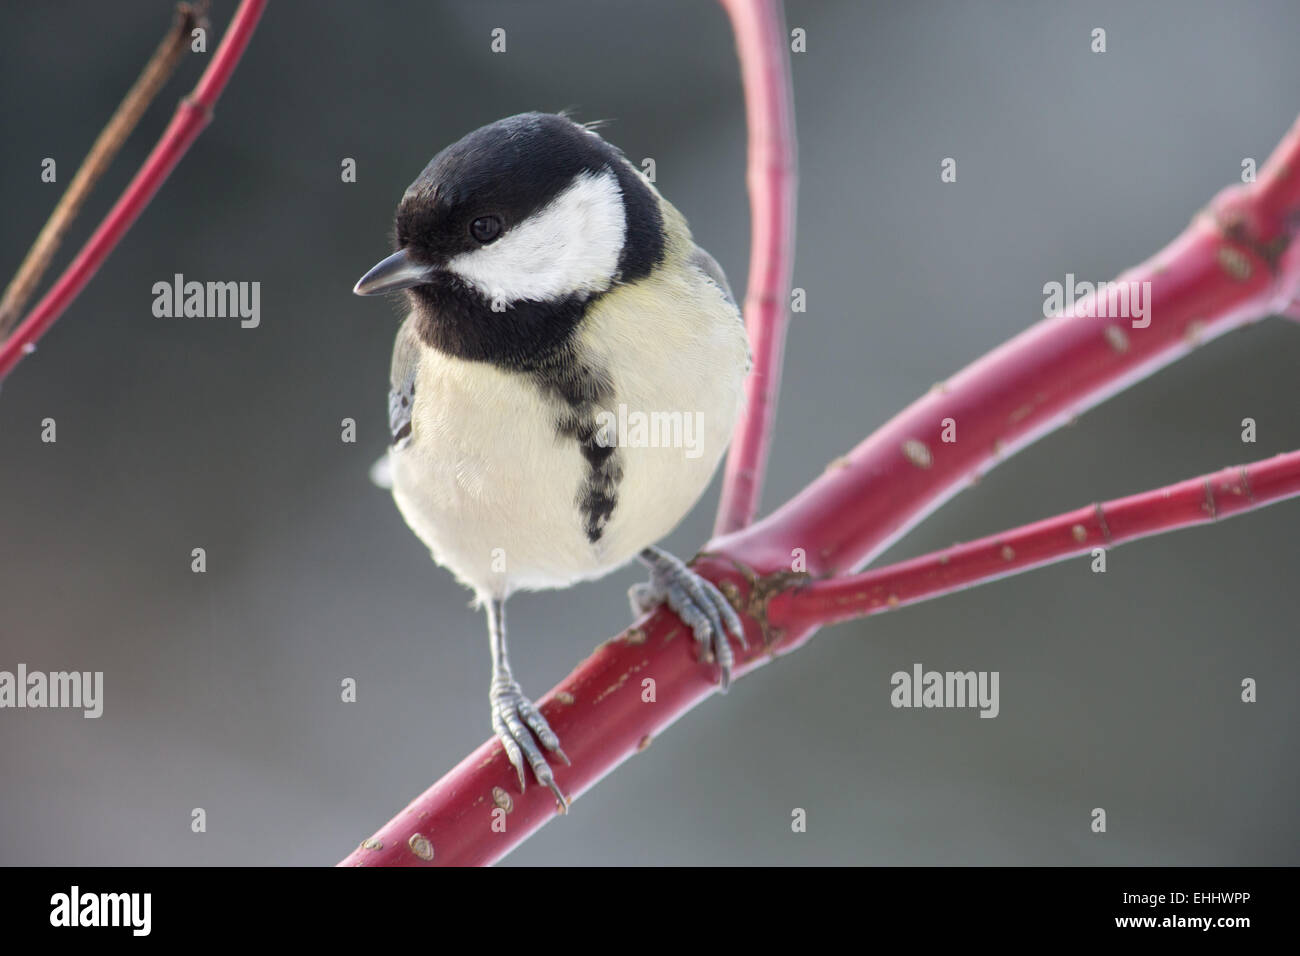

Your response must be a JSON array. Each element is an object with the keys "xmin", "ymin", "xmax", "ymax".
[
  {"xmin": 713, "ymin": 0, "xmax": 798, "ymax": 535},
  {"xmin": 0, "ymin": 0, "xmax": 267, "ymax": 382},
  {"xmin": 770, "ymin": 451, "xmax": 1300, "ymax": 632}
]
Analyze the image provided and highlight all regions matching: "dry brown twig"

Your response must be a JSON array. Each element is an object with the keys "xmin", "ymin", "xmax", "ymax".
[{"xmin": 0, "ymin": 1, "xmax": 207, "ymax": 340}]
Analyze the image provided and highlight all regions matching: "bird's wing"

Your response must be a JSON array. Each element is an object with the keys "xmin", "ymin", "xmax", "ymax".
[
  {"xmin": 691, "ymin": 244, "xmax": 751, "ymax": 372},
  {"xmin": 388, "ymin": 314, "xmax": 420, "ymax": 450},
  {"xmin": 689, "ymin": 244, "xmax": 738, "ymax": 310}
]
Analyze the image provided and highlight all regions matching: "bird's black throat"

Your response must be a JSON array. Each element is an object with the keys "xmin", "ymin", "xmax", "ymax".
[
  {"xmin": 409, "ymin": 280, "xmax": 624, "ymax": 545},
  {"xmin": 406, "ymin": 272, "xmax": 593, "ymax": 370}
]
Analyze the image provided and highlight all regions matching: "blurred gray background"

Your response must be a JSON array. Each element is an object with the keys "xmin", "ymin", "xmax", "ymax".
[{"xmin": 1, "ymin": 0, "xmax": 1297, "ymax": 866}]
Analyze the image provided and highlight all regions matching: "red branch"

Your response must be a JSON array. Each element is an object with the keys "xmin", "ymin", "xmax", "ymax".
[
  {"xmin": 712, "ymin": 0, "xmax": 798, "ymax": 535},
  {"xmin": 340, "ymin": 452, "xmax": 1300, "ymax": 869},
  {"xmin": 0, "ymin": 0, "xmax": 267, "ymax": 382},
  {"xmin": 770, "ymin": 451, "xmax": 1300, "ymax": 632},
  {"xmin": 340, "ymin": 110, "xmax": 1300, "ymax": 865},
  {"xmin": 702, "ymin": 121, "xmax": 1300, "ymax": 586}
]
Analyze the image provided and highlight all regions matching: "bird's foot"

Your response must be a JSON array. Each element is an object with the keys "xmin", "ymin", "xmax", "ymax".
[
  {"xmin": 630, "ymin": 546, "xmax": 747, "ymax": 690},
  {"xmin": 490, "ymin": 679, "xmax": 570, "ymax": 810}
]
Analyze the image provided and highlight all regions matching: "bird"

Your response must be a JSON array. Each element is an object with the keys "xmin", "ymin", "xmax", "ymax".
[{"xmin": 353, "ymin": 111, "xmax": 749, "ymax": 808}]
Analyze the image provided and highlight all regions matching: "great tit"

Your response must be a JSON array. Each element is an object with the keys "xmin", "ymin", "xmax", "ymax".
[{"xmin": 354, "ymin": 112, "xmax": 749, "ymax": 807}]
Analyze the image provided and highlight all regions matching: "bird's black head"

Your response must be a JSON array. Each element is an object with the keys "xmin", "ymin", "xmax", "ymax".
[{"xmin": 354, "ymin": 112, "xmax": 665, "ymax": 369}]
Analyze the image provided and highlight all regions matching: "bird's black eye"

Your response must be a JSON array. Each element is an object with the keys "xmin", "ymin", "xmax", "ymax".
[{"xmin": 470, "ymin": 215, "xmax": 502, "ymax": 244}]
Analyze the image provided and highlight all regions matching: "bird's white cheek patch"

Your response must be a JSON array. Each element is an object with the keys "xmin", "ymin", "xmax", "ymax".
[{"xmin": 447, "ymin": 168, "xmax": 626, "ymax": 305}]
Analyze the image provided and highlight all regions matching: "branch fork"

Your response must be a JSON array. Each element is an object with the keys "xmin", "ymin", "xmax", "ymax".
[{"xmin": 0, "ymin": 0, "xmax": 1294, "ymax": 869}]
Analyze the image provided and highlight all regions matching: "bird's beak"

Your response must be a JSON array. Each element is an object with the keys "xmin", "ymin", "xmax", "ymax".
[{"xmin": 353, "ymin": 248, "xmax": 434, "ymax": 295}]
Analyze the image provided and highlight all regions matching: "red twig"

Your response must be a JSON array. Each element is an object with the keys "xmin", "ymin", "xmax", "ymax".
[
  {"xmin": 770, "ymin": 451, "xmax": 1300, "ymax": 632},
  {"xmin": 0, "ymin": 0, "xmax": 267, "ymax": 382},
  {"xmin": 712, "ymin": 0, "xmax": 798, "ymax": 535},
  {"xmin": 340, "ymin": 111, "xmax": 1300, "ymax": 866}
]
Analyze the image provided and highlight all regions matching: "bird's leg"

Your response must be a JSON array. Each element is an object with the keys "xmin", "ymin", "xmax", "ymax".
[
  {"xmin": 630, "ymin": 545, "xmax": 747, "ymax": 690},
  {"xmin": 486, "ymin": 597, "xmax": 569, "ymax": 809}
]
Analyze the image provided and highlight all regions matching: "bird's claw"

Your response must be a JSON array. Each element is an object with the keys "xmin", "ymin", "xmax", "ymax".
[
  {"xmin": 632, "ymin": 548, "xmax": 747, "ymax": 690},
  {"xmin": 490, "ymin": 680, "xmax": 569, "ymax": 811}
]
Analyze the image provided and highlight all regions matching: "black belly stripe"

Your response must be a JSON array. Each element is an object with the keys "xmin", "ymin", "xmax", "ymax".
[
  {"xmin": 530, "ymin": 353, "xmax": 623, "ymax": 544},
  {"xmin": 571, "ymin": 416, "xmax": 623, "ymax": 543}
]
